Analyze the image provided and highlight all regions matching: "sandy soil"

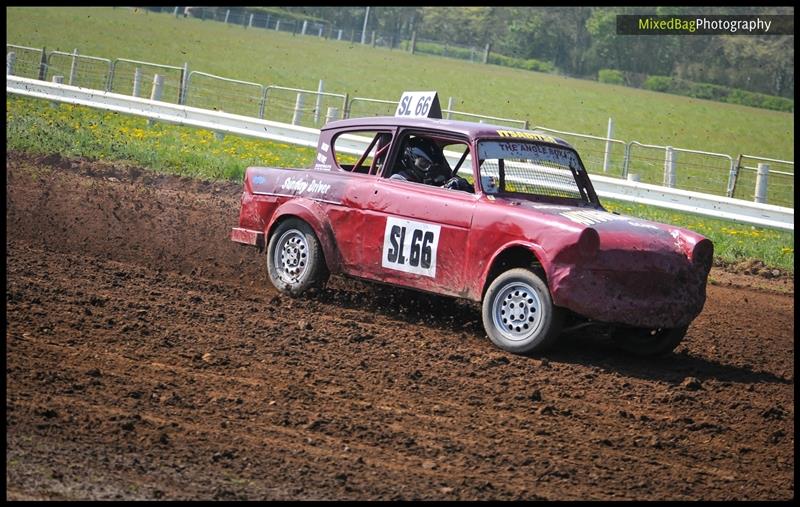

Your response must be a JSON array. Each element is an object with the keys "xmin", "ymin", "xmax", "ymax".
[{"xmin": 5, "ymin": 152, "xmax": 794, "ymax": 500}]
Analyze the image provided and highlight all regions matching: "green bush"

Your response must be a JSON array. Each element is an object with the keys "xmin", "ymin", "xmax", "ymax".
[
  {"xmin": 643, "ymin": 75, "xmax": 673, "ymax": 93},
  {"xmin": 598, "ymin": 69, "xmax": 625, "ymax": 85},
  {"xmin": 727, "ymin": 89, "xmax": 793, "ymax": 112},
  {"xmin": 488, "ymin": 53, "xmax": 554, "ymax": 73},
  {"xmin": 642, "ymin": 75, "xmax": 794, "ymax": 112}
]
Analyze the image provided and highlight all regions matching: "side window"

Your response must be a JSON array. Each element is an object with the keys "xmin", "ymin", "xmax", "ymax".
[
  {"xmin": 332, "ymin": 130, "xmax": 393, "ymax": 176},
  {"xmin": 443, "ymin": 142, "xmax": 474, "ymax": 186},
  {"xmin": 387, "ymin": 133, "xmax": 474, "ymax": 193}
]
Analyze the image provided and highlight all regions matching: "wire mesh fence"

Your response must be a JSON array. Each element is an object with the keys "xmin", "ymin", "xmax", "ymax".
[
  {"xmin": 625, "ymin": 142, "xmax": 736, "ymax": 198},
  {"xmin": 109, "ymin": 59, "xmax": 183, "ymax": 103},
  {"xmin": 261, "ymin": 86, "xmax": 347, "ymax": 128},
  {"xmin": 733, "ymin": 156, "xmax": 794, "ymax": 207},
  {"xmin": 347, "ymin": 97, "xmax": 398, "ymax": 119},
  {"xmin": 533, "ymin": 127, "xmax": 626, "ymax": 178},
  {"xmin": 185, "ymin": 72, "xmax": 264, "ymax": 117},
  {"xmin": 45, "ymin": 51, "xmax": 111, "ymax": 90},
  {"xmin": 6, "ymin": 44, "xmax": 45, "ymax": 79}
]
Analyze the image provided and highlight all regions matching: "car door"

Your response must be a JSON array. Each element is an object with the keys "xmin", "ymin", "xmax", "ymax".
[
  {"xmin": 324, "ymin": 128, "xmax": 396, "ymax": 279},
  {"xmin": 359, "ymin": 132, "xmax": 478, "ymax": 297}
]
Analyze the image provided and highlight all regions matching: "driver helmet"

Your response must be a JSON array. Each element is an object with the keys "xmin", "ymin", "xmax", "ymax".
[{"xmin": 402, "ymin": 137, "xmax": 442, "ymax": 180}]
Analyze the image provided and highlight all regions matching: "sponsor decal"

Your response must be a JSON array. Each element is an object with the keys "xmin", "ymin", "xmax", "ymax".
[
  {"xmin": 496, "ymin": 130, "xmax": 558, "ymax": 144},
  {"xmin": 280, "ymin": 177, "xmax": 331, "ymax": 195},
  {"xmin": 314, "ymin": 163, "xmax": 332, "ymax": 171},
  {"xmin": 382, "ymin": 217, "xmax": 441, "ymax": 278},
  {"xmin": 252, "ymin": 175, "xmax": 266, "ymax": 185},
  {"xmin": 560, "ymin": 209, "xmax": 618, "ymax": 226},
  {"xmin": 479, "ymin": 141, "xmax": 578, "ymax": 167},
  {"xmin": 321, "ymin": 142, "xmax": 329, "ymax": 153},
  {"xmin": 316, "ymin": 153, "xmax": 327, "ymax": 164},
  {"xmin": 562, "ymin": 210, "xmax": 660, "ymax": 230}
]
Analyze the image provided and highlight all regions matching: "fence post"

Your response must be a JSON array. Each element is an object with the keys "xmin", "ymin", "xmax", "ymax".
[
  {"xmin": 258, "ymin": 87, "xmax": 269, "ymax": 119},
  {"xmin": 38, "ymin": 46, "xmax": 47, "ymax": 80},
  {"xmin": 173, "ymin": 6, "xmax": 179, "ymax": 16},
  {"xmin": 106, "ymin": 60, "xmax": 116, "ymax": 92},
  {"xmin": 754, "ymin": 163, "xmax": 769, "ymax": 203},
  {"xmin": 729, "ymin": 154, "xmax": 742, "ymax": 198},
  {"xmin": 337, "ymin": 29, "xmax": 343, "ymax": 40},
  {"xmin": 325, "ymin": 107, "xmax": 339, "ymax": 123},
  {"xmin": 248, "ymin": 14, "xmax": 254, "ymax": 28},
  {"xmin": 446, "ymin": 96, "xmax": 455, "ymax": 120},
  {"xmin": 178, "ymin": 62, "xmax": 189, "ymax": 105},
  {"xmin": 6, "ymin": 51, "xmax": 15, "ymax": 76},
  {"xmin": 147, "ymin": 74, "xmax": 164, "ymax": 126},
  {"xmin": 726, "ymin": 156, "xmax": 739, "ymax": 198},
  {"xmin": 410, "ymin": 30, "xmax": 417, "ymax": 54},
  {"xmin": 318, "ymin": 26, "xmax": 324, "ymax": 37},
  {"xmin": 483, "ymin": 43, "xmax": 491, "ymax": 64},
  {"xmin": 275, "ymin": 20, "xmax": 280, "ymax": 31},
  {"xmin": 314, "ymin": 80, "xmax": 324, "ymax": 124},
  {"xmin": 292, "ymin": 93, "xmax": 304, "ymax": 125},
  {"xmin": 621, "ymin": 142, "xmax": 631, "ymax": 179},
  {"xmin": 68, "ymin": 48, "xmax": 78, "ymax": 86},
  {"xmin": 301, "ymin": 20, "xmax": 307, "ymax": 35},
  {"xmin": 602, "ymin": 117, "xmax": 614, "ymax": 173},
  {"xmin": 342, "ymin": 92, "xmax": 350, "ymax": 119},
  {"xmin": 371, "ymin": 30, "xmax": 376, "ymax": 47},
  {"xmin": 664, "ymin": 146, "xmax": 676, "ymax": 188},
  {"xmin": 132, "ymin": 67, "xmax": 142, "ymax": 97},
  {"xmin": 150, "ymin": 74, "xmax": 164, "ymax": 101}
]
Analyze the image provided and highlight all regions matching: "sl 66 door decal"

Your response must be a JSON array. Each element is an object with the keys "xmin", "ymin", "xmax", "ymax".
[{"xmin": 382, "ymin": 216, "xmax": 441, "ymax": 278}]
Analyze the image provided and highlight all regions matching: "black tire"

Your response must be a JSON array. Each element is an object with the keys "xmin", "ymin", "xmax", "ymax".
[
  {"xmin": 612, "ymin": 325, "xmax": 688, "ymax": 357},
  {"xmin": 267, "ymin": 218, "xmax": 328, "ymax": 296},
  {"xmin": 481, "ymin": 268, "xmax": 563, "ymax": 355}
]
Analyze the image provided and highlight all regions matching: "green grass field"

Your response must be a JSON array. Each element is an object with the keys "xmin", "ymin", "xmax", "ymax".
[
  {"xmin": 6, "ymin": 96, "xmax": 794, "ymax": 272},
  {"xmin": 6, "ymin": 6, "xmax": 794, "ymax": 160}
]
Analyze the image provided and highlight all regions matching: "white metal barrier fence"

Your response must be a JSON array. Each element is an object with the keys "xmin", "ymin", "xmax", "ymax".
[{"xmin": 6, "ymin": 76, "xmax": 793, "ymax": 231}]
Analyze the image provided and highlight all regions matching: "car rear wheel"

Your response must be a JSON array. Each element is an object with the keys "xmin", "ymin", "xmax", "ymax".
[
  {"xmin": 267, "ymin": 218, "xmax": 328, "ymax": 295},
  {"xmin": 482, "ymin": 268, "xmax": 563, "ymax": 355},
  {"xmin": 612, "ymin": 325, "xmax": 688, "ymax": 356}
]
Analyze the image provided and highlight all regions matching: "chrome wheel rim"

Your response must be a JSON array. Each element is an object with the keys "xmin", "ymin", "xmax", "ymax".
[
  {"xmin": 492, "ymin": 281, "xmax": 543, "ymax": 342},
  {"xmin": 273, "ymin": 229, "xmax": 309, "ymax": 285}
]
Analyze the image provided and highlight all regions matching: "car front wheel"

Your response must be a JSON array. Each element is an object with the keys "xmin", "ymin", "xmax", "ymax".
[
  {"xmin": 267, "ymin": 218, "xmax": 328, "ymax": 295},
  {"xmin": 482, "ymin": 268, "xmax": 563, "ymax": 355},
  {"xmin": 612, "ymin": 325, "xmax": 688, "ymax": 356}
]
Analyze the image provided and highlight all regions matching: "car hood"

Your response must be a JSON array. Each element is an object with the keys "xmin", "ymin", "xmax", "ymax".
[{"xmin": 503, "ymin": 199, "xmax": 709, "ymax": 264}]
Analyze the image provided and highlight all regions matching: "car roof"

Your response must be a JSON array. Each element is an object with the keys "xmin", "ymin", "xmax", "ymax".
[{"xmin": 321, "ymin": 116, "xmax": 573, "ymax": 148}]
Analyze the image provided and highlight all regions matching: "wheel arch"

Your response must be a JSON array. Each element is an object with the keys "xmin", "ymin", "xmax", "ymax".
[
  {"xmin": 265, "ymin": 200, "xmax": 340, "ymax": 273},
  {"xmin": 479, "ymin": 242, "xmax": 550, "ymax": 300}
]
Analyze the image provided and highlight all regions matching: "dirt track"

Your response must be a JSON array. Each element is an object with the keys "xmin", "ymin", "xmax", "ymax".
[{"xmin": 5, "ymin": 152, "xmax": 795, "ymax": 500}]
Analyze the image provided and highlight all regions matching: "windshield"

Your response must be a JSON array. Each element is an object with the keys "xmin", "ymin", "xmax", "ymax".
[{"xmin": 477, "ymin": 140, "xmax": 592, "ymax": 203}]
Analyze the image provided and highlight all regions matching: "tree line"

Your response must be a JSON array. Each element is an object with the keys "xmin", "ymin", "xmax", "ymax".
[{"xmin": 277, "ymin": 6, "xmax": 793, "ymax": 100}]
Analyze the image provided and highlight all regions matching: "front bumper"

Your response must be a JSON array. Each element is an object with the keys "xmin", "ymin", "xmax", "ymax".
[{"xmin": 550, "ymin": 261, "xmax": 711, "ymax": 329}]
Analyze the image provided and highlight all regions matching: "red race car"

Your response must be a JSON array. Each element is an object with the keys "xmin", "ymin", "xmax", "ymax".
[{"xmin": 231, "ymin": 93, "xmax": 713, "ymax": 356}]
